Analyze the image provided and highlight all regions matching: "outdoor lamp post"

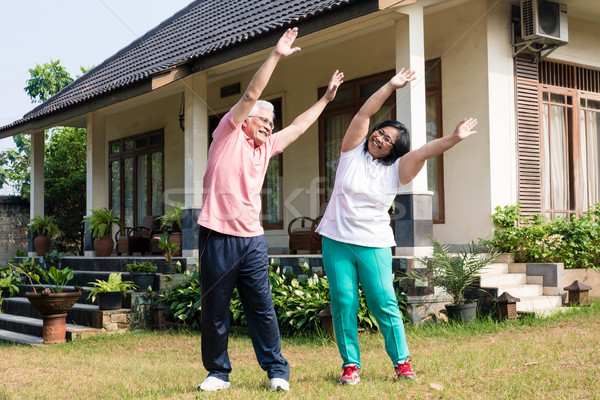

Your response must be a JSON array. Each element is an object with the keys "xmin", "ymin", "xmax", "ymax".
[
  {"xmin": 493, "ymin": 292, "xmax": 520, "ymax": 320},
  {"xmin": 564, "ymin": 280, "xmax": 592, "ymax": 306}
]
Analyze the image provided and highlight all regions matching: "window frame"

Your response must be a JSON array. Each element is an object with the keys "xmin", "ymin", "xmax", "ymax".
[
  {"xmin": 425, "ymin": 59, "xmax": 445, "ymax": 223},
  {"xmin": 108, "ymin": 129, "xmax": 164, "ymax": 225}
]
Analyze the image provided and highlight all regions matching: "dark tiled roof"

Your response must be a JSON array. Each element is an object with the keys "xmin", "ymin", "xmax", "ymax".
[{"xmin": 1, "ymin": 0, "xmax": 377, "ymax": 134}]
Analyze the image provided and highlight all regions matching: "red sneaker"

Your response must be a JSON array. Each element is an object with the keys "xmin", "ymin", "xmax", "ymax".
[
  {"xmin": 395, "ymin": 357, "xmax": 417, "ymax": 380},
  {"xmin": 339, "ymin": 364, "xmax": 360, "ymax": 385}
]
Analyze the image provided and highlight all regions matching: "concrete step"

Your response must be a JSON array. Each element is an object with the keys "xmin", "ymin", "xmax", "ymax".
[
  {"xmin": 0, "ymin": 314, "xmax": 101, "ymax": 341},
  {"xmin": 516, "ymin": 295, "xmax": 563, "ymax": 313},
  {"xmin": 509, "ymin": 263, "xmax": 527, "ymax": 273},
  {"xmin": 490, "ymin": 284, "xmax": 544, "ymax": 298},
  {"xmin": 480, "ymin": 263, "xmax": 509, "ymax": 275},
  {"xmin": 480, "ymin": 273, "xmax": 527, "ymax": 287},
  {"xmin": 2, "ymin": 297, "xmax": 99, "ymax": 327},
  {"xmin": 0, "ymin": 329, "xmax": 44, "ymax": 346}
]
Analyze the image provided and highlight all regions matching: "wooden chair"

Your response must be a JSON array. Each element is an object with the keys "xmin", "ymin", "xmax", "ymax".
[
  {"xmin": 288, "ymin": 216, "xmax": 315, "ymax": 254},
  {"xmin": 115, "ymin": 215, "xmax": 162, "ymax": 255},
  {"xmin": 287, "ymin": 202, "xmax": 328, "ymax": 254}
]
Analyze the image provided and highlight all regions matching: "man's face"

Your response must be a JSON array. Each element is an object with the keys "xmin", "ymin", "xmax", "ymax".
[{"xmin": 242, "ymin": 108, "xmax": 274, "ymax": 147}]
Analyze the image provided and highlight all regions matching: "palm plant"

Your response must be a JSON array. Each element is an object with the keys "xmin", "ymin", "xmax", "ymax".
[{"xmin": 413, "ymin": 237, "xmax": 498, "ymax": 305}]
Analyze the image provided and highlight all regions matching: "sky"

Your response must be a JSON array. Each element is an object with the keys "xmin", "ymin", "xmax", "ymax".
[{"xmin": 0, "ymin": 0, "xmax": 194, "ymax": 194}]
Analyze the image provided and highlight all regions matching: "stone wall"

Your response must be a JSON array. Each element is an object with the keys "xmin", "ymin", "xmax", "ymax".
[{"xmin": 0, "ymin": 196, "xmax": 29, "ymax": 266}]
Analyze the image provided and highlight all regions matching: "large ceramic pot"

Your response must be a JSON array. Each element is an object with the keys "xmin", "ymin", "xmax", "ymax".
[
  {"xmin": 25, "ymin": 288, "xmax": 83, "ymax": 344},
  {"xmin": 94, "ymin": 235, "xmax": 114, "ymax": 257},
  {"xmin": 34, "ymin": 234, "xmax": 51, "ymax": 257},
  {"xmin": 445, "ymin": 302, "xmax": 477, "ymax": 323}
]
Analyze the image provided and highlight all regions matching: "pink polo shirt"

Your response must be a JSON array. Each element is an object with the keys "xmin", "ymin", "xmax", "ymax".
[{"xmin": 197, "ymin": 110, "xmax": 283, "ymax": 237}]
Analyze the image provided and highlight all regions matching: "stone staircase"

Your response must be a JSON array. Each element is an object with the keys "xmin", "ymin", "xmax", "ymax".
[
  {"xmin": 0, "ymin": 256, "xmax": 189, "ymax": 345},
  {"xmin": 477, "ymin": 254, "xmax": 565, "ymax": 316}
]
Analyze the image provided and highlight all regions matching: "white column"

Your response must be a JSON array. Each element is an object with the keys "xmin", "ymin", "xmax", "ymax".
[
  {"xmin": 85, "ymin": 112, "xmax": 107, "ymax": 256},
  {"xmin": 395, "ymin": 4, "xmax": 427, "ymax": 194},
  {"xmin": 182, "ymin": 72, "xmax": 208, "ymax": 258},
  {"xmin": 29, "ymin": 130, "xmax": 45, "ymax": 256}
]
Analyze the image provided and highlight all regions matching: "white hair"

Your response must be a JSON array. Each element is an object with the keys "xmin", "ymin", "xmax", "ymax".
[{"xmin": 248, "ymin": 100, "xmax": 275, "ymax": 120}]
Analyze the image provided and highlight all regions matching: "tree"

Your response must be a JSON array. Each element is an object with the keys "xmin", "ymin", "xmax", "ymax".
[
  {"xmin": 0, "ymin": 60, "xmax": 90, "ymax": 254},
  {"xmin": 24, "ymin": 59, "xmax": 74, "ymax": 103}
]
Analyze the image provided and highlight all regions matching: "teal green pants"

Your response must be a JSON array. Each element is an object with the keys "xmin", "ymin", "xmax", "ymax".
[{"xmin": 322, "ymin": 236, "xmax": 409, "ymax": 369}]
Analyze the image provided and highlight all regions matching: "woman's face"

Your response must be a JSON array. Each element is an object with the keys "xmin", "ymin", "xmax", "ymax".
[{"xmin": 367, "ymin": 126, "xmax": 399, "ymax": 159}]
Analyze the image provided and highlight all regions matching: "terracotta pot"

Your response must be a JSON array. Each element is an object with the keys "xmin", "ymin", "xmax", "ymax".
[
  {"xmin": 94, "ymin": 235, "xmax": 114, "ymax": 257},
  {"xmin": 34, "ymin": 234, "xmax": 51, "ymax": 257},
  {"xmin": 25, "ymin": 289, "xmax": 83, "ymax": 344},
  {"xmin": 169, "ymin": 232, "xmax": 182, "ymax": 257},
  {"xmin": 25, "ymin": 289, "xmax": 82, "ymax": 316}
]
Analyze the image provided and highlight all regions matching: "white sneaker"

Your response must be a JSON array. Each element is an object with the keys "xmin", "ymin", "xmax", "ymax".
[
  {"xmin": 269, "ymin": 377, "xmax": 290, "ymax": 392},
  {"xmin": 196, "ymin": 376, "xmax": 231, "ymax": 391}
]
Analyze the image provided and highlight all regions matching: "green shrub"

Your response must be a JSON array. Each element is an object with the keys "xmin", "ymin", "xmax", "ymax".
[
  {"xmin": 161, "ymin": 265, "xmax": 394, "ymax": 333},
  {"xmin": 485, "ymin": 203, "xmax": 600, "ymax": 269}
]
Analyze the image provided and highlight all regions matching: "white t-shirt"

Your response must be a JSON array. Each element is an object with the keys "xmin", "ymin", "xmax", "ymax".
[{"xmin": 316, "ymin": 140, "xmax": 401, "ymax": 247}]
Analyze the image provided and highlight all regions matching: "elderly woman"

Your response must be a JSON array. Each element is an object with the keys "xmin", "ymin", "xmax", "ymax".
[{"xmin": 316, "ymin": 68, "xmax": 477, "ymax": 385}]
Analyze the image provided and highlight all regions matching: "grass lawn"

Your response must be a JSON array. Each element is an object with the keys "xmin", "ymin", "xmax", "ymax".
[{"xmin": 1, "ymin": 303, "xmax": 599, "ymax": 400}]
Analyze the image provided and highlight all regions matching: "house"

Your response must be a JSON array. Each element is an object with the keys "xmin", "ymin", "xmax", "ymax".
[{"xmin": 1, "ymin": 0, "xmax": 599, "ymax": 259}]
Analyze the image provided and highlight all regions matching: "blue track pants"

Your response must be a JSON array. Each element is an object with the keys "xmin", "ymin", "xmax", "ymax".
[{"xmin": 198, "ymin": 226, "xmax": 289, "ymax": 382}]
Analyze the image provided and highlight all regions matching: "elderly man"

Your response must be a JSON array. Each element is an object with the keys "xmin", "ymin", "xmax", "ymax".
[{"xmin": 196, "ymin": 27, "xmax": 343, "ymax": 392}]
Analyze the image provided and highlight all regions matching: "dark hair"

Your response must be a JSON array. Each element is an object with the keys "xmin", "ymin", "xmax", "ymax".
[{"xmin": 363, "ymin": 120, "xmax": 410, "ymax": 165}]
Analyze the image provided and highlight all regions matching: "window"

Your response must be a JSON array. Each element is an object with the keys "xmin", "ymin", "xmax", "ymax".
[
  {"xmin": 207, "ymin": 98, "xmax": 283, "ymax": 230},
  {"xmin": 425, "ymin": 59, "xmax": 445, "ymax": 223},
  {"xmin": 318, "ymin": 66, "xmax": 444, "ymax": 221},
  {"xmin": 318, "ymin": 71, "xmax": 396, "ymax": 205},
  {"xmin": 540, "ymin": 89, "xmax": 575, "ymax": 218},
  {"xmin": 580, "ymin": 95, "xmax": 600, "ymax": 210},
  {"xmin": 109, "ymin": 130, "xmax": 164, "ymax": 226}
]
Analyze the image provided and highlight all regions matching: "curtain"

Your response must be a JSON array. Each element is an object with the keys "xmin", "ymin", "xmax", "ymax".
[
  {"xmin": 323, "ymin": 113, "xmax": 352, "ymax": 201},
  {"xmin": 542, "ymin": 102, "xmax": 569, "ymax": 215},
  {"xmin": 585, "ymin": 108, "xmax": 600, "ymax": 209}
]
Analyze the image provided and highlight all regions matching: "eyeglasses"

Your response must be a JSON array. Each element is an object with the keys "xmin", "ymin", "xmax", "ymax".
[
  {"xmin": 249, "ymin": 115, "xmax": 274, "ymax": 130},
  {"xmin": 374, "ymin": 129, "xmax": 393, "ymax": 145}
]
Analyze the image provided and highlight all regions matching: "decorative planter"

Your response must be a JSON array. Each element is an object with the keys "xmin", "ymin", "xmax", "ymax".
[
  {"xmin": 93, "ymin": 235, "xmax": 114, "ymax": 257},
  {"xmin": 160, "ymin": 260, "xmax": 178, "ymax": 274},
  {"xmin": 97, "ymin": 291, "xmax": 123, "ymax": 310},
  {"xmin": 445, "ymin": 302, "xmax": 477, "ymax": 323},
  {"xmin": 34, "ymin": 234, "xmax": 51, "ymax": 257},
  {"xmin": 169, "ymin": 232, "xmax": 182, "ymax": 257},
  {"xmin": 129, "ymin": 273, "xmax": 155, "ymax": 292},
  {"xmin": 25, "ymin": 289, "xmax": 83, "ymax": 344}
]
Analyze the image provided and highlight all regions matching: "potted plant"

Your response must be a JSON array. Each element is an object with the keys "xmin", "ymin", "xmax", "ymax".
[
  {"xmin": 28, "ymin": 215, "xmax": 60, "ymax": 257},
  {"xmin": 157, "ymin": 232, "xmax": 180, "ymax": 274},
  {"xmin": 0, "ymin": 268, "xmax": 20, "ymax": 299},
  {"xmin": 87, "ymin": 272, "xmax": 137, "ymax": 310},
  {"xmin": 9, "ymin": 257, "xmax": 82, "ymax": 344},
  {"xmin": 83, "ymin": 207, "xmax": 124, "ymax": 257},
  {"xmin": 412, "ymin": 237, "xmax": 498, "ymax": 323},
  {"xmin": 158, "ymin": 203, "xmax": 183, "ymax": 256},
  {"xmin": 126, "ymin": 261, "xmax": 157, "ymax": 292}
]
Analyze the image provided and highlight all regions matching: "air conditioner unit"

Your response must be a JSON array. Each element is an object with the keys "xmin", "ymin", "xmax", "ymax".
[{"xmin": 521, "ymin": 0, "xmax": 568, "ymax": 45}]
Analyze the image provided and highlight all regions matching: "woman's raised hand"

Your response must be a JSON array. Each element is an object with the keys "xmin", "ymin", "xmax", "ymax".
[
  {"xmin": 389, "ymin": 68, "xmax": 417, "ymax": 89},
  {"xmin": 324, "ymin": 70, "xmax": 345, "ymax": 102},
  {"xmin": 453, "ymin": 117, "xmax": 478, "ymax": 140}
]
